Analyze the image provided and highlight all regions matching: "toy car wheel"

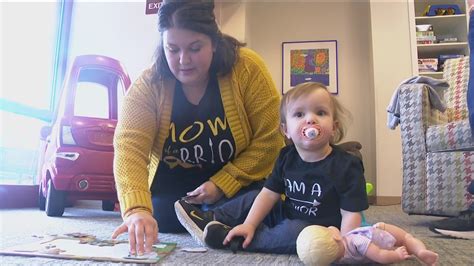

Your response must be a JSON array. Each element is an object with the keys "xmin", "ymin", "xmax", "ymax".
[
  {"xmin": 38, "ymin": 182, "xmax": 46, "ymax": 211},
  {"xmin": 45, "ymin": 179, "xmax": 65, "ymax": 217},
  {"xmin": 102, "ymin": 200, "xmax": 115, "ymax": 211}
]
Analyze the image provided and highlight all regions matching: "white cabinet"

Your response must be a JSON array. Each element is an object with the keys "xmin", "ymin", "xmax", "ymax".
[{"xmin": 409, "ymin": 0, "xmax": 469, "ymax": 78}]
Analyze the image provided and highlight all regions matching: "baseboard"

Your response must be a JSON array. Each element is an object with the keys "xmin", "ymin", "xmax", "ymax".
[
  {"xmin": 369, "ymin": 196, "xmax": 401, "ymax": 206},
  {"xmin": 0, "ymin": 185, "xmax": 38, "ymax": 209},
  {"xmin": 368, "ymin": 195, "xmax": 375, "ymax": 205}
]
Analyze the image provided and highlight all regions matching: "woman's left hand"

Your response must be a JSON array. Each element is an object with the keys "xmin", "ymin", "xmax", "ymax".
[{"xmin": 185, "ymin": 181, "xmax": 224, "ymax": 204}]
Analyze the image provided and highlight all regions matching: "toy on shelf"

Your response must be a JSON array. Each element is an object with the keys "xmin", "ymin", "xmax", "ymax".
[{"xmin": 422, "ymin": 4, "xmax": 462, "ymax": 16}]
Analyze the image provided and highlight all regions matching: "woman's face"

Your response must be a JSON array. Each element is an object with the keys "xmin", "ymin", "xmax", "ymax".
[{"xmin": 163, "ymin": 27, "xmax": 214, "ymax": 89}]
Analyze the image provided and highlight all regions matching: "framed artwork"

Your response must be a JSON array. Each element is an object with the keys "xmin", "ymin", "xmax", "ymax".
[{"xmin": 282, "ymin": 40, "xmax": 338, "ymax": 94}]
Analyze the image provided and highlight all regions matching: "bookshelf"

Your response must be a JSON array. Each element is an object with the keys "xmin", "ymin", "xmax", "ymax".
[{"xmin": 409, "ymin": 0, "xmax": 469, "ymax": 78}]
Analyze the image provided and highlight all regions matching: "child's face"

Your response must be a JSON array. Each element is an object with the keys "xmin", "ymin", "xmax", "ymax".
[{"xmin": 282, "ymin": 89, "xmax": 336, "ymax": 152}]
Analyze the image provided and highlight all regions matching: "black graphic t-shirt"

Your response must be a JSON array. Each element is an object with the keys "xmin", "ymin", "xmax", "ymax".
[
  {"xmin": 152, "ymin": 76, "xmax": 236, "ymax": 195},
  {"xmin": 264, "ymin": 144, "xmax": 368, "ymax": 228}
]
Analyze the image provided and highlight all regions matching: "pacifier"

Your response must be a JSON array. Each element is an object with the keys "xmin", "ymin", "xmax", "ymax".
[{"xmin": 303, "ymin": 127, "xmax": 320, "ymax": 140}]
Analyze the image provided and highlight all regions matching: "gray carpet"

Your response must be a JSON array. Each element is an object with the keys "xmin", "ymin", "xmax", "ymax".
[{"xmin": 0, "ymin": 201, "xmax": 472, "ymax": 265}]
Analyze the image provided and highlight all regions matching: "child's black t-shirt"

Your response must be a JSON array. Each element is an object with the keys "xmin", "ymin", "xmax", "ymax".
[{"xmin": 264, "ymin": 144, "xmax": 369, "ymax": 228}]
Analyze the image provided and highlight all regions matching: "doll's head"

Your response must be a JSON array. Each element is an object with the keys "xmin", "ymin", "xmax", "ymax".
[{"xmin": 296, "ymin": 225, "xmax": 344, "ymax": 266}]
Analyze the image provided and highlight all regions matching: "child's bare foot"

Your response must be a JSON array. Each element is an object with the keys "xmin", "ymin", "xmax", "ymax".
[{"xmin": 417, "ymin": 250, "xmax": 439, "ymax": 266}]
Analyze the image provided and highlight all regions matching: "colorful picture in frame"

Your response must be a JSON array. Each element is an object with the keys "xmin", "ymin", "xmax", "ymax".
[{"xmin": 282, "ymin": 40, "xmax": 338, "ymax": 94}]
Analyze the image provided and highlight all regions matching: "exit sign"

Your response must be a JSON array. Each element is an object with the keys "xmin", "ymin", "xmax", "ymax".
[{"xmin": 146, "ymin": 0, "xmax": 162, "ymax": 15}]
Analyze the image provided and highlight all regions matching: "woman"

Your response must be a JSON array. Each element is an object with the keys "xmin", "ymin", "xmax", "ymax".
[{"xmin": 111, "ymin": 0, "xmax": 283, "ymax": 256}]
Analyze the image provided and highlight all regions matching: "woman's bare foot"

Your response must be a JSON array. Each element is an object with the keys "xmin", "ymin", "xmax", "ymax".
[{"xmin": 417, "ymin": 249, "xmax": 439, "ymax": 266}]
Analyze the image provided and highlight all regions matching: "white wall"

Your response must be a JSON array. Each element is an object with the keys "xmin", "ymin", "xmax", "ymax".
[
  {"xmin": 68, "ymin": 1, "xmax": 158, "ymax": 82},
  {"xmin": 66, "ymin": 1, "xmax": 414, "ymax": 197},
  {"xmin": 215, "ymin": 1, "xmax": 416, "ymax": 197},
  {"xmin": 242, "ymin": 1, "xmax": 378, "ymax": 191},
  {"xmin": 216, "ymin": 1, "xmax": 246, "ymax": 42},
  {"xmin": 369, "ymin": 0, "xmax": 412, "ymax": 197}
]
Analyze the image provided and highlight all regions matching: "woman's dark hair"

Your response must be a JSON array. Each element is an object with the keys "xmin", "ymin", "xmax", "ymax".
[{"xmin": 152, "ymin": 0, "xmax": 245, "ymax": 83}]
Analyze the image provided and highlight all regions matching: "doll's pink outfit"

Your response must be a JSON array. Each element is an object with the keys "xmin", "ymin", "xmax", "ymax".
[{"xmin": 337, "ymin": 225, "xmax": 396, "ymax": 264}]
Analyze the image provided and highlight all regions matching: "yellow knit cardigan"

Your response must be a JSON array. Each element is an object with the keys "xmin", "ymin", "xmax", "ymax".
[{"xmin": 113, "ymin": 48, "xmax": 284, "ymax": 216}]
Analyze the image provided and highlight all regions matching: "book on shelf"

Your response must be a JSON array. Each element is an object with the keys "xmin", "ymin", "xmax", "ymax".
[
  {"xmin": 437, "ymin": 36, "xmax": 458, "ymax": 43},
  {"xmin": 416, "ymin": 31, "xmax": 434, "ymax": 37},
  {"xmin": 418, "ymin": 58, "xmax": 438, "ymax": 72},
  {"xmin": 416, "ymin": 24, "xmax": 436, "ymax": 44},
  {"xmin": 416, "ymin": 24, "xmax": 433, "ymax": 32},
  {"xmin": 417, "ymin": 40, "xmax": 435, "ymax": 44},
  {"xmin": 438, "ymin": 54, "xmax": 464, "ymax": 71},
  {"xmin": 417, "ymin": 36, "xmax": 437, "ymax": 41}
]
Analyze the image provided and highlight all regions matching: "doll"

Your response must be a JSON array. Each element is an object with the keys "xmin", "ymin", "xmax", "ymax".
[{"xmin": 296, "ymin": 223, "xmax": 438, "ymax": 266}]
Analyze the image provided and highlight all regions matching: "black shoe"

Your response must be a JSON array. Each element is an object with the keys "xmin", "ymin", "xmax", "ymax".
[
  {"xmin": 429, "ymin": 209, "xmax": 474, "ymax": 240},
  {"xmin": 203, "ymin": 221, "xmax": 244, "ymax": 253},
  {"xmin": 174, "ymin": 200, "xmax": 214, "ymax": 246}
]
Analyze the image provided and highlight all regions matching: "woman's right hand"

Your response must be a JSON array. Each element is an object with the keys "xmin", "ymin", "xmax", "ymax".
[
  {"xmin": 184, "ymin": 181, "xmax": 224, "ymax": 205},
  {"xmin": 111, "ymin": 211, "xmax": 158, "ymax": 255}
]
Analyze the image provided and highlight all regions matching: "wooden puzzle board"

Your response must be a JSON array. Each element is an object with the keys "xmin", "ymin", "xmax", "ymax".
[{"xmin": 0, "ymin": 234, "xmax": 176, "ymax": 264}]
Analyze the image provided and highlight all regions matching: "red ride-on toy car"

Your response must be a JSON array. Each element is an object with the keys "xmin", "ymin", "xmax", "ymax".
[{"xmin": 37, "ymin": 55, "xmax": 131, "ymax": 216}]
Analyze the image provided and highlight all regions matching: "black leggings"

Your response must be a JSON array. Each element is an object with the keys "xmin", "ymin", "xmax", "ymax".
[
  {"xmin": 152, "ymin": 181, "xmax": 264, "ymax": 233},
  {"xmin": 152, "ymin": 194, "xmax": 186, "ymax": 233}
]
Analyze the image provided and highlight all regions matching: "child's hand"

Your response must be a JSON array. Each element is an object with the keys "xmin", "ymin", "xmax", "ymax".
[
  {"xmin": 395, "ymin": 246, "xmax": 410, "ymax": 261},
  {"xmin": 224, "ymin": 224, "xmax": 256, "ymax": 248}
]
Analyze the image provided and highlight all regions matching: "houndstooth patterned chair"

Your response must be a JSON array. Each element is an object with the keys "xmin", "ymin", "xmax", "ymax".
[{"xmin": 399, "ymin": 56, "xmax": 474, "ymax": 216}]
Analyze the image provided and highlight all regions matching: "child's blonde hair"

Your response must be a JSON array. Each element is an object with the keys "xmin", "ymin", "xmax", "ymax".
[
  {"xmin": 296, "ymin": 225, "xmax": 340, "ymax": 266},
  {"xmin": 280, "ymin": 82, "xmax": 350, "ymax": 144}
]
